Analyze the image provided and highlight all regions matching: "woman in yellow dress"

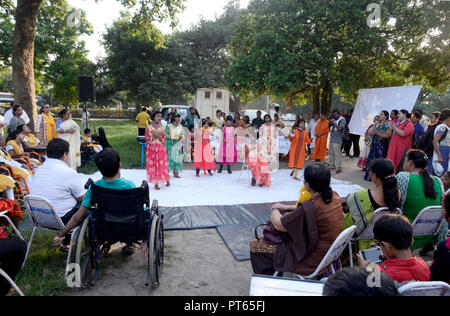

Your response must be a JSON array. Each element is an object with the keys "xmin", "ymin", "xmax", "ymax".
[
  {"xmin": 0, "ymin": 134, "xmax": 30, "ymax": 192},
  {"xmin": 35, "ymin": 104, "xmax": 57, "ymax": 145},
  {"xmin": 6, "ymin": 129, "xmax": 41, "ymax": 169}
]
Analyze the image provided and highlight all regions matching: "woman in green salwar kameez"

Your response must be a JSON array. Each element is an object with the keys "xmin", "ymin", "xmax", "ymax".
[{"xmin": 165, "ymin": 113, "xmax": 184, "ymax": 178}]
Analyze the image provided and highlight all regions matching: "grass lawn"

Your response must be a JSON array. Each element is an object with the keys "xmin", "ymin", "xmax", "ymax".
[
  {"xmin": 13, "ymin": 119, "xmax": 142, "ymax": 296},
  {"xmin": 76, "ymin": 119, "xmax": 142, "ymax": 174}
]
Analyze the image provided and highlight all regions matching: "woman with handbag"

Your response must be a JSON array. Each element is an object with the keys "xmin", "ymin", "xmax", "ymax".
[{"xmin": 250, "ymin": 163, "xmax": 344, "ymax": 276}]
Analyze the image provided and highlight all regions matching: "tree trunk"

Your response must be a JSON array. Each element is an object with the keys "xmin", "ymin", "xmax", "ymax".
[
  {"xmin": 285, "ymin": 94, "xmax": 292, "ymax": 110},
  {"xmin": 321, "ymin": 80, "xmax": 332, "ymax": 115},
  {"xmin": 12, "ymin": 0, "xmax": 42, "ymax": 130},
  {"xmin": 229, "ymin": 94, "xmax": 241, "ymax": 114},
  {"xmin": 312, "ymin": 88, "xmax": 320, "ymax": 114}
]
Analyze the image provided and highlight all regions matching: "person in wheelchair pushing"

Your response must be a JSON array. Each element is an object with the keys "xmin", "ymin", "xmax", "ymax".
[{"xmin": 54, "ymin": 148, "xmax": 145, "ymax": 256}]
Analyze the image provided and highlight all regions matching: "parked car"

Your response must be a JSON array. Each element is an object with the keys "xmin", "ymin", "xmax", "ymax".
[{"xmin": 281, "ymin": 113, "xmax": 296, "ymax": 121}]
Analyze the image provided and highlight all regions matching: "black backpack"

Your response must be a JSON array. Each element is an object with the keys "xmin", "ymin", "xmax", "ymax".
[{"xmin": 418, "ymin": 124, "xmax": 448, "ymax": 157}]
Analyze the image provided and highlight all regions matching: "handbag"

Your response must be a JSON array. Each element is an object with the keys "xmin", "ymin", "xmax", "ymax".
[{"xmin": 254, "ymin": 210, "xmax": 289, "ymax": 245}]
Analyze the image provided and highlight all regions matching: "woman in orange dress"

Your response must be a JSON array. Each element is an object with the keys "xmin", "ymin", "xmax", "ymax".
[
  {"xmin": 311, "ymin": 114, "xmax": 330, "ymax": 162},
  {"xmin": 288, "ymin": 119, "xmax": 311, "ymax": 181}
]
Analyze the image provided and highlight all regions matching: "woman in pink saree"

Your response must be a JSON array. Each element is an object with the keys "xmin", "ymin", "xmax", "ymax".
[
  {"xmin": 146, "ymin": 111, "xmax": 170, "ymax": 190},
  {"xmin": 387, "ymin": 109, "xmax": 414, "ymax": 173},
  {"xmin": 194, "ymin": 119, "xmax": 216, "ymax": 176},
  {"xmin": 218, "ymin": 116, "xmax": 237, "ymax": 174}
]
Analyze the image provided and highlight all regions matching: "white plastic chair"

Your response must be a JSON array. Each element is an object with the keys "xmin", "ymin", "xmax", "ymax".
[
  {"xmin": 411, "ymin": 206, "xmax": 444, "ymax": 238},
  {"xmin": 238, "ymin": 159, "xmax": 251, "ymax": 185},
  {"xmin": 348, "ymin": 207, "xmax": 401, "ymax": 267},
  {"xmin": 274, "ymin": 225, "xmax": 357, "ymax": 280},
  {"xmin": 250, "ymin": 274, "xmax": 324, "ymax": 296},
  {"xmin": 23, "ymin": 195, "xmax": 80, "ymax": 279},
  {"xmin": 0, "ymin": 211, "xmax": 26, "ymax": 296},
  {"xmin": 398, "ymin": 281, "xmax": 450, "ymax": 296},
  {"xmin": 0, "ymin": 211, "xmax": 25, "ymax": 242},
  {"xmin": 0, "ymin": 268, "xmax": 24, "ymax": 296}
]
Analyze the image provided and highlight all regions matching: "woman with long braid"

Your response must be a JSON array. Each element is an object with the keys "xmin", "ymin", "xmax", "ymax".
[
  {"xmin": 396, "ymin": 149, "xmax": 445, "ymax": 251},
  {"xmin": 343, "ymin": 158, "xmax": 401, "ymax": 250}
]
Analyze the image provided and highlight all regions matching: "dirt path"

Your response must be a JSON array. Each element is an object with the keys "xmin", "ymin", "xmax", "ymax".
[{"xmin": 68, "ymin": 156, "xmax": 371, "ymax": 296}]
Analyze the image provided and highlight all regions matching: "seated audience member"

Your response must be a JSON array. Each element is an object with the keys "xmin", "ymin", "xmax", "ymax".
[
  {"xmin": 7, "ymin": 104, "xmax": 26, "ymax": 136},
  {"xmin": 323, "ymin": 267, "xmax": 399, "ymax": 296},
  {"xmin": 250, "ymin": 163, "xmax": 344, "ymax": 276},
  {"xmin": 343, "ymin": 158, "xmax": 401, "ymax": 250},
  {"xmin": 53, "ymin": 148, "xmax": 137, "ymax": 256},
  {"xmin": 30, "ymin": 139, "xmax": 85, "ymax": 224},
  {"xmin": 357, "ymin": 214, "xmax": 431, "ymax": 283},
  {"xmin": 6, "ymin": 127, "xmax": 41, "ymax": 168},
  {"xmin": 82, "ymin": 129, "xmax": 103, "ymax": 154},
  {"xmin": 0, "ymin": 134, "xmax": 31, "ymax": 182},
  {"xmin": 396, "ymin": 149, "xmax": 444, "ymax": 251},
  {"xmin": 429, "ymin": 190, "xmax": 450, "ymax": 283},
  {"xmin": 5, "ymin": 129, "xmax": 25, "ymax": 157},
  {"xmin": 0, "ymin": 238, "xmax": 27, "ymax": 296},
  {"xmin": 22, "ymin": 125, "xmax": 41, "ymax": 148},
  {"xmin": 442, "ymin": 171, "xmax": 450, "ymax": 192},
  {"xmin": 92, "ymin": 127, "xmax": 111, "ymax": 149}
]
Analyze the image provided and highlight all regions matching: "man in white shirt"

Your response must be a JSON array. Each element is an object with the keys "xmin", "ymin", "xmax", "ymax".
[
  {"xmin": 4, "ymin": 102, "xmax": 30, "ymax": 126},
  {"xmin": 30, "ymin": 138, "xmax": 85, "ymax": 224}
]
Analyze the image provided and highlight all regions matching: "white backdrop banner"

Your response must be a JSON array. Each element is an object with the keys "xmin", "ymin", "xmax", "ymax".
[{"xmin": 348, "ymin": 85, "xmax": 422, "ymax": 136}]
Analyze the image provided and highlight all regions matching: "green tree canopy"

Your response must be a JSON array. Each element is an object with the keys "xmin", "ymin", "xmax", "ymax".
[{"xmin": 226, "ymin": 0, "xmax": 450, "ymax": 114}]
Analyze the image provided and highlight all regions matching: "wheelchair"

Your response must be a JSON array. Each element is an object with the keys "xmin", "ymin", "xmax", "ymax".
[
  {"xmin": 80, "ymin": 144, "xmax": 97, "ymax": 166},
  {"xmin": 69, "ymin": 179, "xmax": 164, "ymax": 288}
]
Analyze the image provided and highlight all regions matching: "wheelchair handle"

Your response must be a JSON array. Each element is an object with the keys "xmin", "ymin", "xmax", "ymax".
[{"xmin": 84, "ymin": 178, "xmax": 94, "ymax": 189}]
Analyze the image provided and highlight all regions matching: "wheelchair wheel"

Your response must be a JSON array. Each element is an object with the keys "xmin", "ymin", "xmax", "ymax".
[
  {"xmin": 149, "ymin": 214, "xmax": 164, "ymax": 288},
  {"xmin": 75, "ymin": 216, "xmax": 96, "ymax": 287}
]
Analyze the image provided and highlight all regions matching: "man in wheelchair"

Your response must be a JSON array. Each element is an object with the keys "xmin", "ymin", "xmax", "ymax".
[{"xmin": 53, "ymin": 148, "xmax": 142, "ymax": 256}]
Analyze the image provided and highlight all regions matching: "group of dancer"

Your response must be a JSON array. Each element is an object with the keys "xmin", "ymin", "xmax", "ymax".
[{"xmin": 145, "ymin": 111, "xmax": 278, "ymax": 190}]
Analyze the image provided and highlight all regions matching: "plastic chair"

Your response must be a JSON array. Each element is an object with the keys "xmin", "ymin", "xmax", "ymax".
[
  {"xmin": 398, "ymin": 281, "xmax": 450, "ymax": 296},
  {"xmin": 23, "ymin": 195, "xmax": 80, "ymax": 278},
  {"xmin": 411, "ymin": 206, "xmax": 444, "ymax": 238},
  {"xmin": 0, "ymin": 211, "xmax": 26, "ymax": 296},
  {"xmin": 250, "ymin": 274, "xmax": 324, "ymax": 296},
  {"xmin": 274, "ymin": 225, "xmax": 357, "ymax": 280},
  {"xmin": 0, "ymin": 268, "xmax": 24, "ymax": 296},
  {"xmin": 348, "ymin": 207, "xmax": 401, "ymax": 267}
]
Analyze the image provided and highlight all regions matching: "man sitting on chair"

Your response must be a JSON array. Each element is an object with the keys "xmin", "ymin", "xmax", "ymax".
[
  {"xmin": 30, "ymin": 139, "xmax": 85, "ymax": 225},
  {"xmin": 53, "ymin": 148, "xmax": 138, "ymax": 256}
]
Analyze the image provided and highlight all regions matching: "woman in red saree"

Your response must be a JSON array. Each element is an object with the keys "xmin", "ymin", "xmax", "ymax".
[
  {"xmin": 288, "ymin": 119, "xmax": 311, "ymax": 181},
  {"xmin": 146, "ymin": 111, "xmax": 170, "ymax": 190},
  {"xmin": 194, "ymin": 119, "xmax": 216, "ymax": 176},
  {"xmin": 387, "ymin": 109, "xmax": 414, "ymax": 173}
]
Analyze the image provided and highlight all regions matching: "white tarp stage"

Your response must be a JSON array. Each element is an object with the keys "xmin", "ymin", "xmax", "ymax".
[
  {"xmin": 349, "ymin": 85, "xmax": 422, "ymax": 136},
  {"xmin": 80, "ymin": 169, "xmax": 362, "ymax": 207}
]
